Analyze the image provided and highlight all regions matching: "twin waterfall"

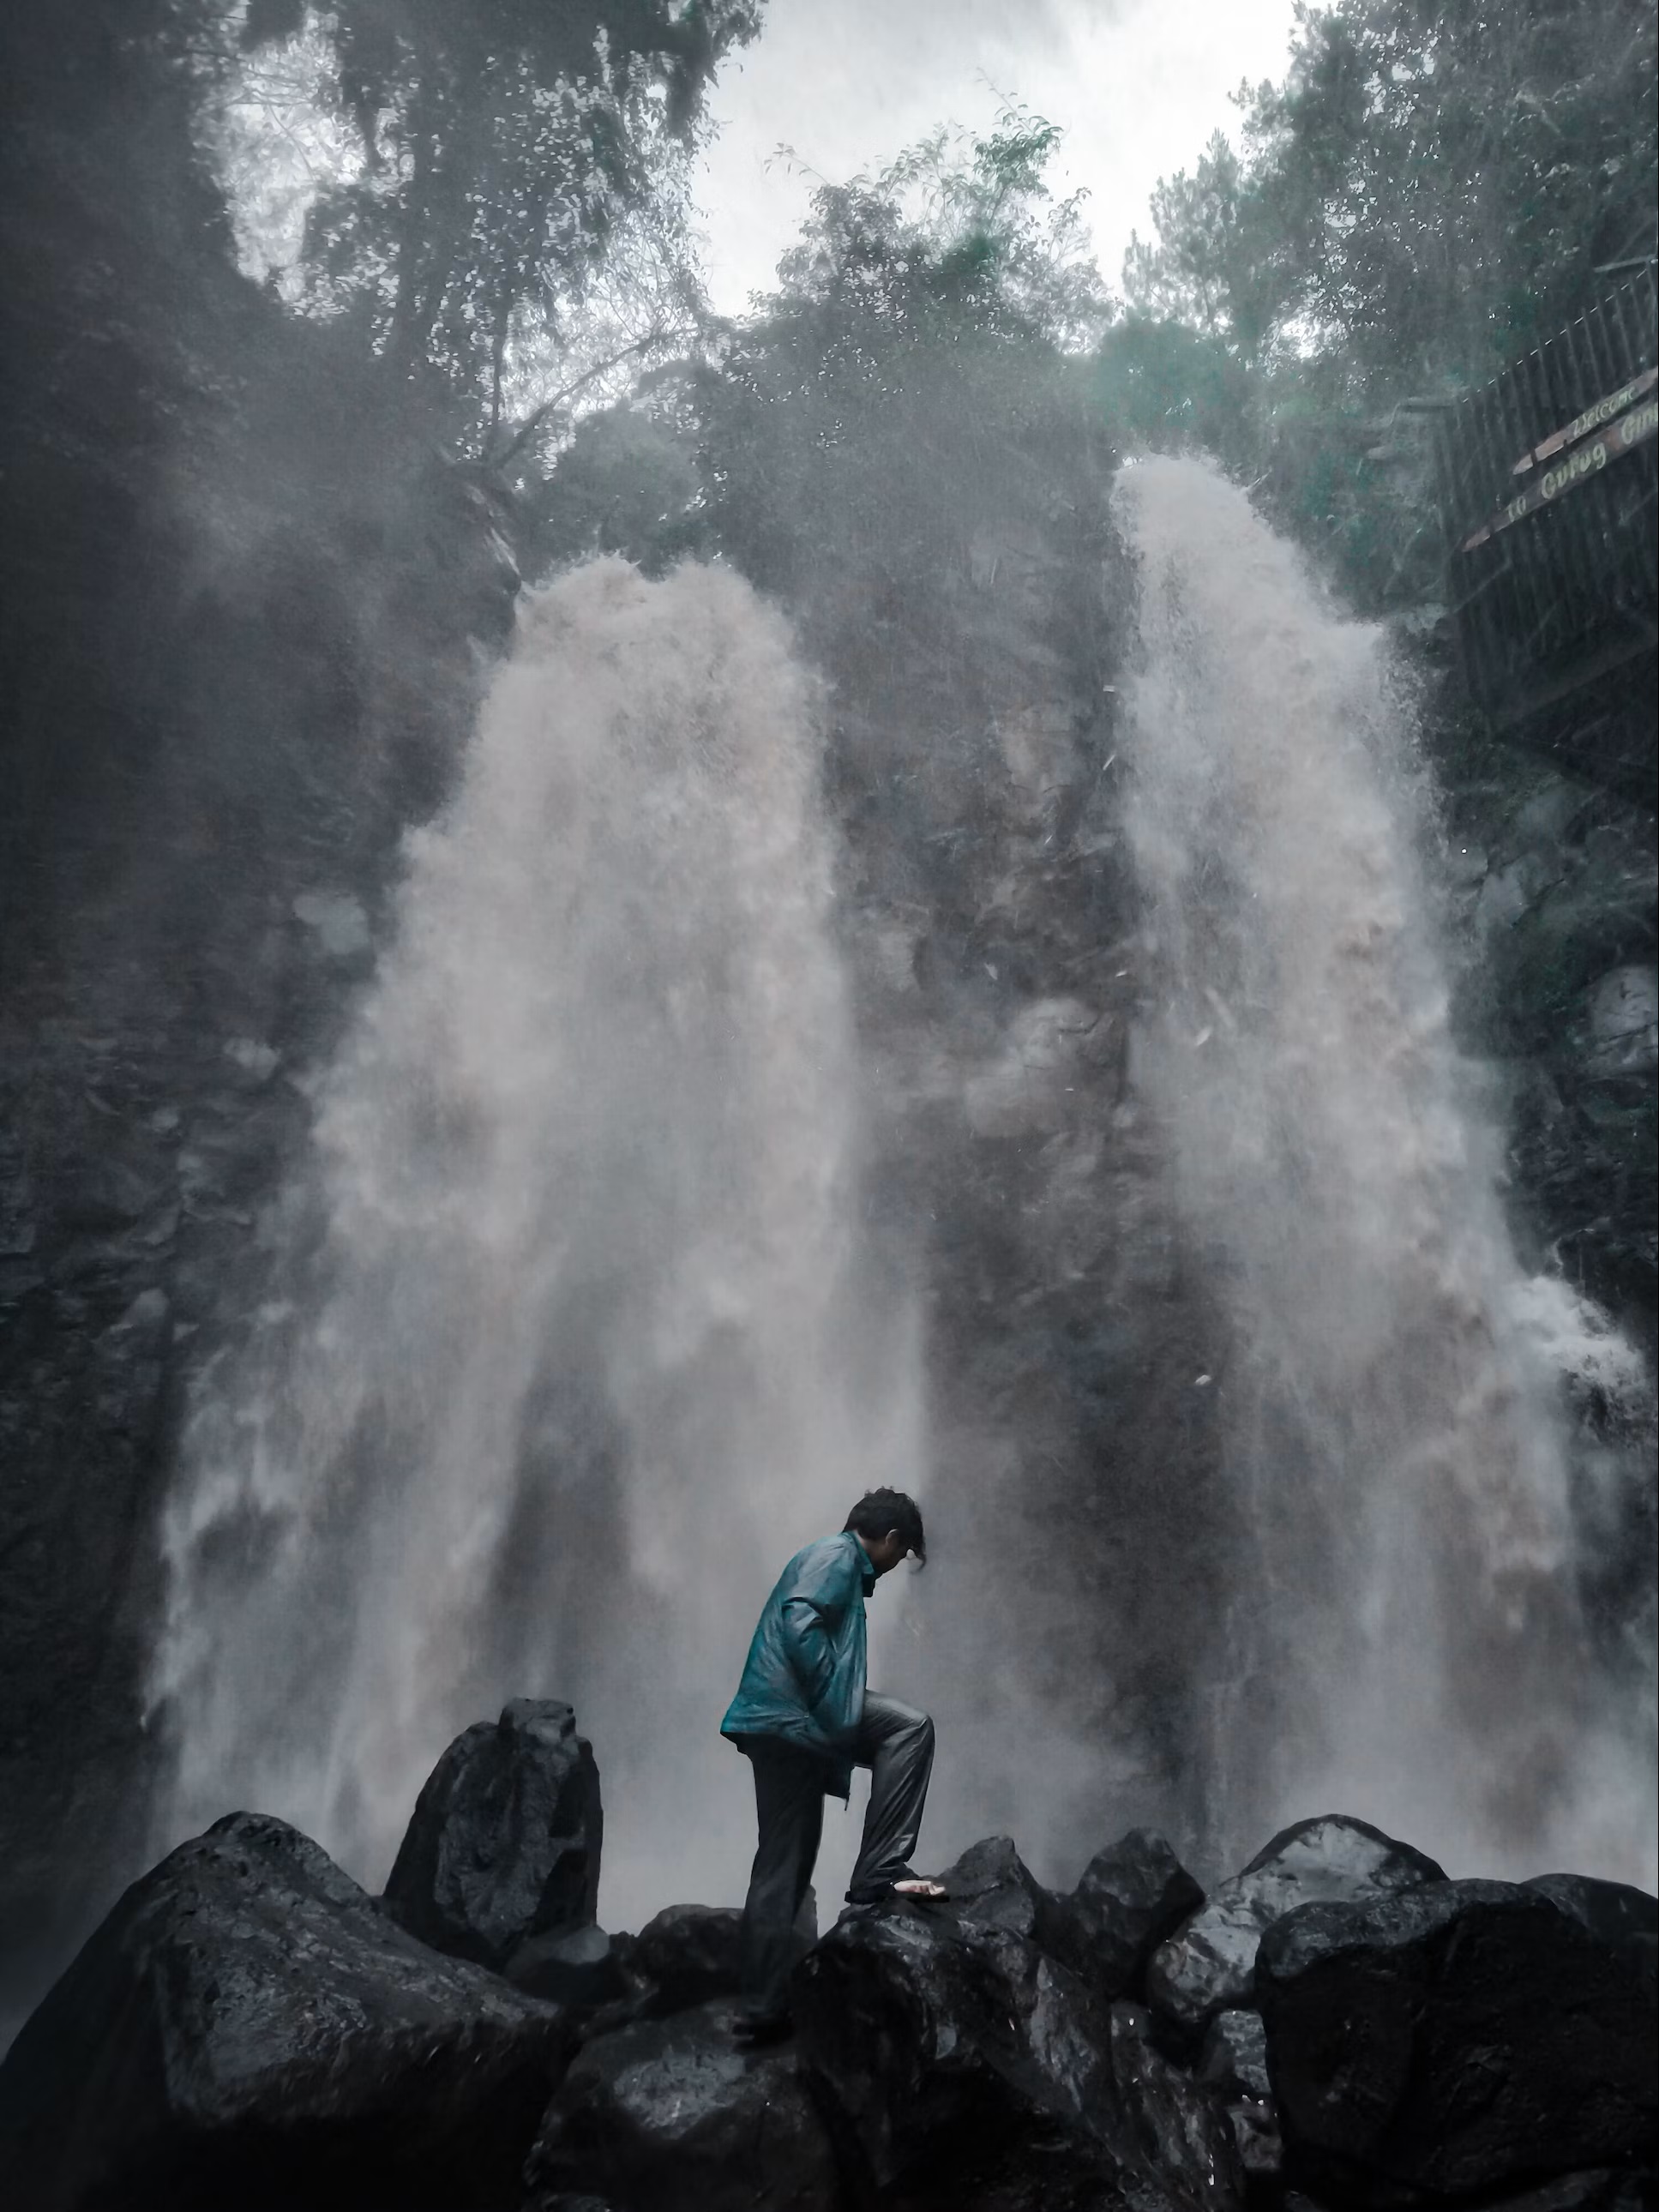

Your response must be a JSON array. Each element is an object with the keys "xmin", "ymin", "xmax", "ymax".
[{"xmin": 151, "ymin": 460, "xmax": 1655, "ymax": 1909}]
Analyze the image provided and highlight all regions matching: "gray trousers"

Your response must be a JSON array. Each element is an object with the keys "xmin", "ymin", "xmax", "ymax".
[{"xmin": 737, "ymin": 1692, "xmax": 935, "ymax": 2017}]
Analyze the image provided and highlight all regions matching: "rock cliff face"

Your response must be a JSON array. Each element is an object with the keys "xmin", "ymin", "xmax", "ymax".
[{"xmin": 0, "ymin": 9, "xmax": 518, "ymax": 2024}]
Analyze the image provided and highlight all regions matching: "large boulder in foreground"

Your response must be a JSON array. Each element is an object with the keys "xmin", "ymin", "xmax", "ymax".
[
  {"xmin": 526, "ymin": 1998, "xmax": 839, "ymax": 2212},
  {"xmin": 793, "ymin": 1893, "xmax": 1242, "ymax": 2210},
  {"xmin": 1258, "ymin": 1876, "xmax": 1659, "ymax": 2204},
  {"xmin": 384, "ymin": 1698, "xmax": 601, "ymax": 1969},
  {"xmin": 1147, "ymin": 1813, "xmax": 1446, "ymax": 2031},
  {"xmin": 0, "ymin": 1812, "xmax": 576, "ymax": 2212}
]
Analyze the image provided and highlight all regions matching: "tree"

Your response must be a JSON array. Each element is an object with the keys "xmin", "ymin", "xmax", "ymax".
[
  {"xmin": 1118, "ymin": 0, "xmax": 1658, "ymax": 604},
  {"xmin": 238, "ymin": 0, "xmax": 762, "ymax": 441},
  {"xmin": 682, "ymin": 108, "xmax": 1110, "ymax": 600},
  {"xmin": 1128, "ymin": 0, "xmax": 1658, "ymax": 392}
]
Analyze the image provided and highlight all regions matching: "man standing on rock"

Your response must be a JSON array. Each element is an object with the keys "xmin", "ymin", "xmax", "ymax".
[{"xmin": 721, "ymin": 1488, "xmax": 946, "ymax": 2041}]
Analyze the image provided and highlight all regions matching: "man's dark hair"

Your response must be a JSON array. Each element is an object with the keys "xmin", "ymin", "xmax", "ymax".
[{"xmin": 844, "ymin": 1488, "xmax": 926, "ymax": 1565}]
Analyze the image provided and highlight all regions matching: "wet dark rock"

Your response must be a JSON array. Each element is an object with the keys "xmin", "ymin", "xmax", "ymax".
[
  {"xmin": 1197, "ymin": 2009, "xmax": 1281, "ymax": 2179},
  {"xmin": 1146, "ymin": 1813, "xmax": 1446, "ymax": 2032},
  {"xmin": 1523, "ymin": 1871, "xmax": 1659, "ymax": 1976},
  {"xmin": 939, "ymin": 1834, "xmax": 1054, "ymax": 1933},
  {"xmin": 792, "ymin": 1902, "xmax": 1111, "ymax": 2191},
  {"xmin": 935, "ymin": 1833, "xmax": 1095, "ymax": 1973},
  {"xmin": 1108, "ymin": 1999, "xmax": 1247, "ymax": 2203},
  {"xmin": 0, "ymin": 1811, "xmax": 576, "ymax": 2212},
  {"xmin": 1067, "ymin": 1828, "xmax": 1205, "ymax": 1999},
  {"xmin": 1476, "ymin": 2174, "xmax": 1659, "ymax": 2212},
  {"xmin": 384, "ymin": 1698, "xmax": 602, "ymax": 1971},
  {"xmin": 525, "ymin": 1998, "xmax": 840, "ymax": 2212},
  {"xmin": 506, "ymin": 1925, "xmax": 631, "ymax": 2011},
  {"xmin": 932, "ymin": 1830, "xmax": 1199, "ymax": 2006},
  {"xmin": 633, "ymin": 1904, "xmax": 744, "ymax": 2013},
  {"xmin": 792, "ymin": 1895, "xmax": 1241, "ymax": 2210},
  {"xmin": 1198, "ymin": 2007, "xmax": 1271, "ymax": 2101},
  {"xmin": 1258, "ymin": 1876, "xmax": 1659, "ymax": 2205}
]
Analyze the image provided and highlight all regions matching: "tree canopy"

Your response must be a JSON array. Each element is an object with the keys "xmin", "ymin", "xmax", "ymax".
[
  {"xmin": 1115, "ymin": 0, "xmax": 1657, "ymax": 600},
  {"xmin": 234, "ymin": 0, "xmax": 760, "ymax": 442}
]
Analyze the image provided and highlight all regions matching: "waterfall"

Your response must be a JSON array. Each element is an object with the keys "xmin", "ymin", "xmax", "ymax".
[
  {"xmin": 151, "ymin": 559, "xmax": 923, "ymax": 1920},
  {"xmin": 1117, "ymin": 454, "xmax": 1656, "ymax": 1885}
]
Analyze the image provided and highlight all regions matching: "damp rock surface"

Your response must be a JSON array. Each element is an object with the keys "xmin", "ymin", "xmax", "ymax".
[
  {"xmin": 791, "ymin": 1882, "xmax": 1242, "ymax": 2210},
  {"xmin": 4, "ymin": 1787, "xmax": 1653, "ymax": 2212},
  {"xmin": 0, "ymin": 1811, "xmax": 576, "ymax": 2212},
  {"xmin": 506, "ymin": 1924, "xmax": 633, "ymax": 2011},
  {"xmin": 383, "ymin": 1698, "xmax": 603, "ymax": 1970},
  {"xmin": 1258, "ymin": 1875, "xmax": 1659, "ymax": 2204},
  {"xmin": 1146, "ymin": 1812, "xmax": 1446, "ymax": 2030},
  {"xmin": 526, "ymin": 1998, "xmax": 840, "ymax": 2212},
  {"xmin": 1068, "ymin": 1827, "xmax": 1206, "ymax": 1999}
]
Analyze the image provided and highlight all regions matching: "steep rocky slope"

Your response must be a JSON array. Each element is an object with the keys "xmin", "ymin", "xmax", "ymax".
[{"xmin": 0, "ymin": 7, "xmax": 517, "ymax": 2023}]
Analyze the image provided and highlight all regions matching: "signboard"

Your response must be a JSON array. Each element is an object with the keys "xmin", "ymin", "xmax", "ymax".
[
  {"xmin": 1508, "ymin": 365, "xmax": 1658, "ymax": 476},
  {"xmin": 1459, "ymin": 379, "xmax": 1659, "ymax": 552}
]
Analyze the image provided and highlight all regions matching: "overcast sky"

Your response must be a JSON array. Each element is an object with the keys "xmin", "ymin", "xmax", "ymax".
[{"xmin": 693, "ymin": 0, "xmax": 1303, "ymax": 313}]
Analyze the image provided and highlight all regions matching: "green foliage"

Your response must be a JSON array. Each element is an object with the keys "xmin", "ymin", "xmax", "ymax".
[
  {"xmin": 1120, "ymin": 0, "xmax": 1658, "ymax": 604},
  {"xmin": 527, "ymin": 392, "xmax": 706, "ymax": 574},
  {"xmin": 1090, "ymin": 315, "xmax": 1254, "ymax": 460},
  {"xmin": 527, "ymin": 111, "xmax": 1117, "ymax": 928},
  {"xmin": 242, "ymin": 0, "xmax": 761, "ymax": 439},
  {"xmin": 683, "ymin": 109, "xmax": 1109, "ymax": 601}
]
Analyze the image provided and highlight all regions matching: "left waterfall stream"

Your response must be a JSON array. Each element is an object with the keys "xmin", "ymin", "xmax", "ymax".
[{"xmin": 148, "ymin": 559, "xmax": 927, "ymax": 1928}]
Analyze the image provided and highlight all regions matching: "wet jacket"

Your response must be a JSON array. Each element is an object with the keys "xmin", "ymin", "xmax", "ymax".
[{"xmin": 720, "ymin": 1532, "xmax": 875, "ymax": 1798}]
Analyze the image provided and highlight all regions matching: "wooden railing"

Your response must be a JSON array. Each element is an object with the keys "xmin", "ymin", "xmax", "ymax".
[{"xmin": 1432, "ymin": 268, "xmax": 1656, "ymax": 748}]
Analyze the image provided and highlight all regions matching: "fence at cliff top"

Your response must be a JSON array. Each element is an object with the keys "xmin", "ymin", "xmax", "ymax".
[{"xmin": 1432, "ymin": 266, "xmax": 1656, "ymax": 790}]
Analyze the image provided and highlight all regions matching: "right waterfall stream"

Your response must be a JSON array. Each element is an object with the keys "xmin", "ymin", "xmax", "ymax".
[{"xmin": 1117, "ymin": 454, "xmax": 1655, "ymax": 1885}]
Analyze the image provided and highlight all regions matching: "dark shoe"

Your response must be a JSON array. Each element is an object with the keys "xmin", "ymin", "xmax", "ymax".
[{"xmin": 731, "ymin": 2008, "xmax": 793, "ymax": 2047}]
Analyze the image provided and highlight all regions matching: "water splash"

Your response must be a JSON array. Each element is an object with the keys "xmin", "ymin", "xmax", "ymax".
[
  {"xmin": 1116, "ymin": 454, "xmax": 1655, "ymax": 1885},
  {"xmin": 151, "ymin": 559, "xmax": 923, "ymax": 1920}
]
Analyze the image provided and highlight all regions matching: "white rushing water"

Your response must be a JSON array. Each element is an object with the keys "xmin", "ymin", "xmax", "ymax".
[
  {"xmin": 152, "ymin": 559, "xmax": 924, "ymax": 1920},
  {"xmin": 153, "ymin": 475, "xmax": 1652, "ymax": 1919},
  {"xmin": 1117, "ymin": 454, "xmax": 1656, "ymax": 1885}
]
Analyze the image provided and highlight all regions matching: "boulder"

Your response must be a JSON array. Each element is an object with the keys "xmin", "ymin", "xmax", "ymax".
[
  {"xmin": 505, "ymin": 1925, "xmax": 631, "ymax": 2011},
  {"xmin": 1146, "ymin": 1814, "xmax": 1445, "ymax": 2032},
  {"xmin": 633, "ymin": 1905, "xmax": 744, "ymax": 2013},
  {"xmin": 934, "ymin": 1831, "xmax": 1204, "ymax": 2006},
  {"xmin": 935, "ymin": 1834, "xmax": 1093, "ymax": 1967},
  {"xmin": 1198, "ymin": 2007, "xmax": 1271, "ymax": 2101},
  {"xmin": 525, "ymin": 1999, "xmax": 839, "ymax": 2212},
  {"xmin": 384, "ymin": 1698, "xmax": 602, "ymax": 1970},
  {"xmin": 792, "ymin": 1902, "xmax": 1110, "ymax": 2191},
  {"xmin": 1258, "ymin": 1876, "xmax": 1659, "ymax": 2205},
  {"xmin": 1067, "ymin": 1828, "xmax": 1205, "ymax": 1998},
  {"xmin": 0, "ymin": 1812, "xmax": 576, "ymax": 2212},
  {"xmin": 1523, "ymin": 1871, "xmax": 1659, "ymax": 1975},
  {"xmin": 1474, "ymin": 2177, "xmax": 1659, "ymax": 2212},
  {"xmin": 792, "ymin": 1896, "xmax": 1241, "ymax": 2211},
  {"xmin": 1197, "ymin": 2009, "xmax": 1282, "ymax": 2179},
  {"xmin": 1108, "ymin": 2000, "xmax": 1247, "ymax": 2203}
]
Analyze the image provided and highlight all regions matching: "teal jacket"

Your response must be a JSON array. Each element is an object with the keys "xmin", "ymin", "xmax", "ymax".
[{"xmin": 720, "ymin": 1532, "xmax": 875, "ymax": 1798}]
